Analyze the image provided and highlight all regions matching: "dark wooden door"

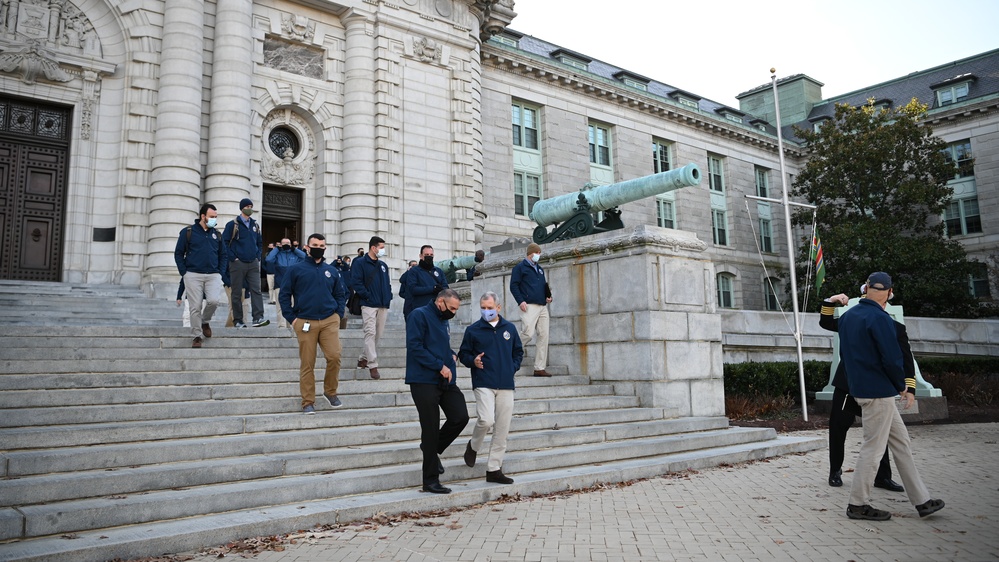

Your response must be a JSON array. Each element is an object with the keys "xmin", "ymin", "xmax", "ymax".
[{"xmin": 0, "ymin": 98, "xmax": 71, "ymax": 281}]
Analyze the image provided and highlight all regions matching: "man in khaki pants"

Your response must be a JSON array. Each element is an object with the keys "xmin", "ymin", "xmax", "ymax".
[
  {"xmin": 279, "ymin": 233, "xmax": 348, "ymax": 414},
  {"xmin": 509, "ymin": 243, "xmax": 552, "ymax": 377}
]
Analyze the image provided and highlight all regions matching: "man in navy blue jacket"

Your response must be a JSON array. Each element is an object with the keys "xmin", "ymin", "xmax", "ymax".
[
  {"xmin": 459, "ymin": 291, "xmax": 523, "ymax": 484},
  {"xmin": 280, "ymin": 234, "xmax": 348, "ymax": 414},
  {"xmin": 403, "ymin": 245, "xmax": 449, "ymax": 321},
  {"xmin": 406, "ymin": 289, "xmax": 469, "ymax": 494},
  {"xmin": 839, "ymin": 272, "xmax": 944, "ymax": 521},
  {"xmin": 265, "ymin": 237, "xmax": 307, "ymax": 328},
  {"xmin": 174, "ymin": 203, "xmax": 226, "ymax": 348},
  {"xmin": 510, "ymin": 242, "xmax": 552, "ymax": 376},
  {"xmin": 350, "ymin": 236, "xmax": 393, "ymax": 379},
  {"xmin": 222, "ymin": 198, "xmax": 268, "ymax": 328}
]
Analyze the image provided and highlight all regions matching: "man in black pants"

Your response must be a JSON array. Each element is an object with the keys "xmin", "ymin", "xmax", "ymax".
[
  {"xmin": 406, "ymin": 288, "xmax": 469, "ymax": 494},
  {"xmin": 820, "ymin": 292, "xmax": 906, "ymax": 492}
]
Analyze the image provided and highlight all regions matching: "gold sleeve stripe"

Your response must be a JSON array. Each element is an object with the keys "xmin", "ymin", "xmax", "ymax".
[
  {"xmin": 820, "ymin": 306, "xmax": 835, "ymax": 315},
  {"xmin": 905, "ymin": 378, "xmax": 916, "ymax": 390}
]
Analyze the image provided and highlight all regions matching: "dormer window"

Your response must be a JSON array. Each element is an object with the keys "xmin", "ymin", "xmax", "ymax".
[
  {"xmin": 872, "ymin": 98, "xmax": 892, "ymax": 112},
  {"xmin": 811, "ymin": 116, "xmax": 832, "ymax": 132},
  {"xmin": 749, "ymin": 119, "xmax": 768, "ymax": 132},
  {"xmin": 932, "ymin": 73, "xmax": 975, "ymax": 107},
  {"xmin": 715, "ymin": 107, "xmax": 745, "ymax": 124},
  {"xmin": 676, "ymin": 97, "xmax": 697, "ymax": 109},
  {"xmin": 549, "ymin": 49, "xmax": 591, "ymax": 72},
  {"xmin": 613, "ymin": 71, "xmax": 650, "ymax": 92},
  {"xmin": 493, "ymin": 34, "xmax": 519, "ymax": 48},
  {"xmin": 623, "ymin": 77, "xmax": 647, "ymax": 91},
  {"xmin": 669, "ymin": 90, "xmax": 701, "ymax": 110}
]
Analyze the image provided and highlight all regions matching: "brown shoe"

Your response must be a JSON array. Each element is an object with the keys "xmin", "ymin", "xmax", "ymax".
[
  {"xmin": 201, "ymin": 323, "xmax": 212, "ymax": 338},
  {"xmin": 533, "ymin": 370, "xmax": 551, "ymax": 377},
  {"xmin": 192, "ymin": 337, "xmax": 203, "ymax": 348},
  {"xmin": 357, "ymin": 359, "xmax": 368, "ymax": 369},
  {"xmin": 369, "ymin": 367, "xmax": 380, "ymax": 380}
]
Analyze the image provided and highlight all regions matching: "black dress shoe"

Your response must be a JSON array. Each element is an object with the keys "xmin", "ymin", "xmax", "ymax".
[
  {"xmin": 828, "ymin": 470, "xmax": 843, "ymax": 487},
  {"xmin": 437, "ymin": 456, "xmax": 445, "ymax": 475},
  {"xmin": 423, "ymin": 482, "xmax": 451, "ymax": 494},
  {"xmin": 874, "ymin": 478, "xmax": 904, "ymax": 492},
  {"xmin": 486, "ymin": 470, "xmax": 514, "ymax": 484},
  {"xmin": 464, "ymin": 440, "xmax": 476, "ymax": 467},
  {"xmin": 917, "ymin": 498, "xmax": 944, "ymax": 518}
]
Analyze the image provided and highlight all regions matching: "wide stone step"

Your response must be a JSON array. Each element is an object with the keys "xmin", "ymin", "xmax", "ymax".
[{"xmin": 3, "ymin": 425, "xmax": 771, "ymax": 539}]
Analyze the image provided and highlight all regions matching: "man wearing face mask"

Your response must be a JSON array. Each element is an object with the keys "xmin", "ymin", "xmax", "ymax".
[
  {"xmin": 509, "ymin": 243, "xmax": 553, "ymax": 377},
  {"xmin": 222, "ymin": 198, "xmax": 268, "ymax": 328},
  {"xmin": 174, "ymin": 203, "xmax": 227, "ymax": 348},
  {"xmin": 406, "ymin": 288, "xmax": 469, "ymax": 494},
  {"xmin": 402, "ymin": 245, "xmax": 449, "ymax": 322},
  {"xmin": 265, "ymin": 237, "xmax": 307, "ymax": 329},
  {"xmin": 459, "ymin": 291, "xmax": 523, "ymax": 485},
  {"xmin": 280, "ymin": 233, "xmax": 348, "ymax": 414},
  {"xmin": 350, "ymin": 236, "xmax": 393, "ymax": 380}
]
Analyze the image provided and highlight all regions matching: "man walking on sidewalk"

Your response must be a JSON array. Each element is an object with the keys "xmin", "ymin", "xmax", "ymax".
[
  {"xmin": 510, "ymin": 243, "xmax": 552, "ymax": 377},
  {"xmin": 174, "ymin": 203, "xmax": 226, "ymax": 349},
  {"xmin": 222, "ymin": 198, "xmax": 269, "ymax": 328},
  {"xmin": 350, "ymin": 236, "xmax": 392, "ymax": 380}
]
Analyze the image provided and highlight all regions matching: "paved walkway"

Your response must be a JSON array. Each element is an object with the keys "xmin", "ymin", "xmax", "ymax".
[{"xmin": 181, "ymin": 424, "xmax": 999, "ymax": 562}]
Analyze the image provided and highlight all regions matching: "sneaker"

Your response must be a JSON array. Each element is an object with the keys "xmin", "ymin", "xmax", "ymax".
[
  {"xmin": 252, "ymin": 319, "xmax": 270, "ymax": 327},
  {"xmin": 486, "ymin": 470, "xmax": 514, "ymax": 484},
  {"xmin": 201, "ymin": 323, "xmax": 212, "ymax": 338},
  {"xmin": 303, "ymin": 404, "xmax": 316, "ymax": 415},
  {"xmin": 192, "ymin": 337, "xmax": 203, "ymax": 348},
  {"xmin": 846, "ymin": 504, "xmax": 891, "ymax": 521},
  {"xmin": 917, "ymin": 499, "xmax": 945, "ymax": 518},
  {"xmin": 233, "ymin": 322, "xmax": 247, "ymax": 328},
  {"xmin": 323, "ymin": 394, "xmax": 343, "ymax": 408}
]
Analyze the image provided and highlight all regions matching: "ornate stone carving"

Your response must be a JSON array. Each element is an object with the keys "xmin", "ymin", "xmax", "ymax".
[
  {"xmin": 260, "ymin": 109, "xmax": 317, "ymax": 188},
  {"xmin": 472, "ymin": 0, "xmax": 516, "ymax": 40},
  {"xmin": 0, "ymin": 0, "xmax": 101, "ymax": 56},
  {"xmin": 262, "ymin": 147, "xmax": 316, "ymax": 186},
  {"xmin": 413, "ymin": 35, "xmax": 441, "ymax": 64},
  {"xmin": 281, "ymin": 13, "xmax": 315, "ymax": 43},
  {"xmin": 263, "ymin": 37, "xmax": 324, "ymax": 80},
  {"xmin": 0, "ymin": 38, "xmax": 70, "ymax": 83}
]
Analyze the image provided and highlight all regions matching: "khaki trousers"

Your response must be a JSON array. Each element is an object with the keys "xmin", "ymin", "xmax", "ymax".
[
  {"xmin": 850, "ymin": 397, "xmax": 931, "ymax": 507},
  {"xmin": 275, "ymin": 288, "xmax": 287, "ymax": 328},
  {"xmin": 359, "ymin": 306, "xmax": 388, "ymax": 368},
  {"xmin": 267, "ymin": 273, "xmax": 277, "ymax": 303},
  {"xmin": 471, "ymin": 388, "xmax": 515, "ymax": 472},
  {"xmin": 519, "ymin": 303, "xmax": 549, "ymax": 371},
  {"xmin": 293, "ymin": 313, "xmax": 342, "ymax": 407},
  {"xmin": 183, "ymin": 272, "xmax": 222, "ymax": 338}
]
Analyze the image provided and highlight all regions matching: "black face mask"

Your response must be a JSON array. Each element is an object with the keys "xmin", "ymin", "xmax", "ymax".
[
  {"xmin": 474, "ymin": 255, "xmax": 484, "ymax": 263},
  {"xmin": 420, "ymin": 256, "xmax": 434, "ymax": 270},
  {"xmin": 282, "ymin": 244, "xmax": 292, "ymax": 250},
  {"xmin": 438, "ymin": 304, "xmax": 455, "ymax": 320},
  {"xmin": 309, "ymin": 247, "xmax": 325, "ymax": 260}
]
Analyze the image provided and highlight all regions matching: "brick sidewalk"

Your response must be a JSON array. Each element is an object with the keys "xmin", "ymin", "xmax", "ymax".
[{"xmin": 182, "ymin": 423, "xmax": 999, "ymax": 562}]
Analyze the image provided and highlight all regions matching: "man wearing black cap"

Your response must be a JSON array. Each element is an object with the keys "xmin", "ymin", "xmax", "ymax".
[
  {"xmin": 222, "ymin": 198, "xmax": 269, "ymax": 327},
  {"xmin": 838, "ymin": 272, "xmax": 944, "ymax": 521}
]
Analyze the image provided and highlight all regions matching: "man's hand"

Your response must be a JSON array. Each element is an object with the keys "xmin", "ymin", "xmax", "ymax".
[
  {"xmin": 829, "ymin": 293, "xmax": 849, "ymax": 306},
  {"xmin": 519, "ymin": 302, "xmax": 527, "ymax": 312},
  {"xmin": 474, "ymin": 352, "xmax": 485, "ymax": 369},
  {"xmin": 440, "ymin": 365, "xmax": 453, "ymax": 382},
  {"xmin": 546, "ymin": 297, "xmax": 552, "ymax": 304},
  {"xmin": 899, "ymin": 391, "xmax": 915, "ymax": 410}
]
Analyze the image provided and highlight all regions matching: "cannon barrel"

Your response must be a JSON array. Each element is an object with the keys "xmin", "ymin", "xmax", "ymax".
[
  {"xmin": 437, "ymin": 255, "xmax": 480, "ymax": 273},
  {"xmin": 529, "ymin": 163, "xmax": 701, "ymax": 228}
]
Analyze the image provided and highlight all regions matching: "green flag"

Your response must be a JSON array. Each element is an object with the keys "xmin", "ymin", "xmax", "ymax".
[{"xmin": 810, "ymin": 233, "xmax": 825, "ymax": 293}]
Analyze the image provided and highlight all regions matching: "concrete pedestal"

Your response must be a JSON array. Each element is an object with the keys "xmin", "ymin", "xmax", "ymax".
[{"xmin": 473, "ymin": 225, "xmax": 724, "ymax": 418}]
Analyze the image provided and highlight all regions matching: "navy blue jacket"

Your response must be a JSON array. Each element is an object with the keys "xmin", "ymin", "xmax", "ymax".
[
  {"xmin": 279, "ymin": 258, "xmax": 348, "ymax": 323},
  {"xmin": 458, "ymin": 316, "xmax": 523, "ymax": 390},
  {"xmin": 350, "ymin": 254, "xmax": 393, "ymax": 308},
  {"xmin": 405, "ymin": 301, "xmax": 457, "ymax": 386},
  {"xmin": 174, "ymin": 221, "xmax": 226, "ymax": 277},
  {"xmin": 403, "ymin": 264, "xmax": 449, "ymax": 318},
  {"xmin": 265, "ymin": 246, "xmax": 307, "ymax": 287},
  {"xmin": 838, "ymin": 298, "xmax": 907, "ymax": 399},
  {"xmin": 222, "ymin": 215, "xmax": 263, "ymax": 263},
  {"xmin": 510, "ymin": 259, "xmax": 548, "ymax": 306}
]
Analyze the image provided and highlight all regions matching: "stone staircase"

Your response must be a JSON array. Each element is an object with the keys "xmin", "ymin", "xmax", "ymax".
[{"xmin": 0, "ymin": 282, "xmax": 823, "ymax": 562}]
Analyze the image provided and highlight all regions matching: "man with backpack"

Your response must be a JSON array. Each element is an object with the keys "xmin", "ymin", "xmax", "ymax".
[
  {"xmin": 174, "ymin": 203, "xmax": 227, "ymax": 348},
  {"xmin": 222, "ymin": 198, "xmax": 268, "ymax": 327}
]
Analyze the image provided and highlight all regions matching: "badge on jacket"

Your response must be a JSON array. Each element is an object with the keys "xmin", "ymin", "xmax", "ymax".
[
  {"xmin": 325, "ymin": 271, "xmax": 331, "ymax": 278},
  {"xmin": 503, "ymin": 331, "xmax": 511, "ymax": 340},
  {"xmin": 381, "ymin": 264, "xmax": 387, "ymax": 273},
  {"xmin": 434, "ymin": 271, "xmax": 439, "ymax": 277},
  {"xmin": 212, "ymin": 233, "xmax": 217, "ymax": 239}
]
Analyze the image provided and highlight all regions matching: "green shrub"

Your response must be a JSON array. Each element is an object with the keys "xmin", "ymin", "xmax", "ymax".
[
  {"xmin": 914, "ymin": 356, "xmax": 999, "ymax": 377},
  {"xmin": 724, "ymin": 361, "xmax": 830, "ymax": 398}
]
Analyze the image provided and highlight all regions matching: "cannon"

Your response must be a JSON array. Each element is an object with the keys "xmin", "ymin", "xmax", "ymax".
[
  {"xmin": 528, "ymin": 163, "xmax": 701, "ymax": 244},
  {"xmin": 438, "ymin": 251, "xmax": 485, "ymax": 283}
]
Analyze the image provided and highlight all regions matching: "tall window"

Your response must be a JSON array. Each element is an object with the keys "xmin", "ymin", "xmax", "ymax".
[
  {"xmin": 942, "ymin": 139, "xmax": 981, "ymax": 236},
  {"xmin": 589, "ymin": 124, "xmax": 611, "ymax": 166},
  {"xmin": 755, "ymin": 167, "xmax": 769, "ymax": 198},
  {"xmin": 717, "ymin": 273, "xmax": 734, "ymax": 309},
  {"xmin": 764, "ymin": 278, "xmax": 780, "ymax": 311},
  {"xmin": 759, "ymin": 219, "xmax": 773, "ymax": 253},
  {"xmin": 656, "ymin": 197, "xmax": 675, "ymax": 229},
  {"xmin": 512, "ymin": 103, "xmax": 539, "ymax": 150},
  {"xmin": 945, "ymin": 198, "xmax": 982, "ymax": 236},
  {"xmin": 942, "ymin": 140, "xmax": 974, "ymax": 179},
  {"xmin": 970, "ymin": 263, "xmax": 991, "ymax": 299},
  {"xmin": 652, "ymin": 140, "xmax": 672, "ymax": 174},
  {"xmin": 514, "ymin": 172, "xmax": 541, "ymax": 217},
  {"xmin": 708, "ymin": 156, "xmax": 725, "ymax": 192},
  {"xmin": 712, "ymin": 209, "xmax": 728, "ymax": 246},
  {"xmin": 936, "ymin": 82, "xmax": 970, "ymax": 106}
]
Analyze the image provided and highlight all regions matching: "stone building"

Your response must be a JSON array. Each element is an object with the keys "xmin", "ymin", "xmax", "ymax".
[{"xmin": 0, "ymin": 0, "xmax": 994, "ymax": 307}]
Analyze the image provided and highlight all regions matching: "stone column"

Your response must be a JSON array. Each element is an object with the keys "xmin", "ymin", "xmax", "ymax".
[
  {"xmin": 474, "ymin": 225, "xmax": 726, "ymax": 418},
  {"xmin": 204, "ymin": 0, "xmax": 254, "ymax": 216},
  {"xmin": 146, "ymin": 0, "xmax": 206, "ymax": 287},
  {"xmin": 339, "ymin": 10, "xmax": 378, "ymax": 253}
]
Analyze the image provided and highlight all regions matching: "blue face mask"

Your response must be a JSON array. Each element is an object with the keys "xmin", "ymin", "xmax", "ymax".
[
  {"xmin": 206, "ymin": 217, "xmax": 217, "ymax": 228},
  {"xmin": 481, "ymin": 309, "xmax": 498, "ymax": 322}
]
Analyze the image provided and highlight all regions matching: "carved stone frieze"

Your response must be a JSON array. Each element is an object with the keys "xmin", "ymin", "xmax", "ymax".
[
  {"xmin": 412, "ymin": 35, "xmax": 441, "ymax": 64},
  {"xmin": 280, "ymin": 13, "xmax": 315, "ymax": 43},
  {"xmin": 0, "ymin": 38, "xmax": 69, "ymax": 83},
  {"xmin": 0, "ymin": 0, "xmax": 101, "ymax": 56},
  {"xmin": 472, "ymin": 0, "xmax": 516, "ymax": 40},
  {"xmin": 260, "ymin": 109, "xmax": 317, "ymax": 188}
]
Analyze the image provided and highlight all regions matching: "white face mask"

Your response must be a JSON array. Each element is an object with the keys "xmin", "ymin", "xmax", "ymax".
[
  {"xmin": 376, "ymin": 248, "xmax": 386, "ymax": 257},
  {"xmin": 530, "ymin": 253, "xmax": 541, "ymax": 263}
]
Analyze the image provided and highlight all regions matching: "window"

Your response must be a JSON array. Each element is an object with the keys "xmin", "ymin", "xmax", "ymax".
[
  {"xmin": 764, "ymin": 278, "xmax": 780, "ymax": 311},
  {"xmin": 708, "ymin": 156, "xmax": 725, "ymax": 192},
  {"xmin": 656, "ymin": 196, "xmax": 675, "ymax": 229},
  {"xmin": 942, "ymin": 140, "xmax": 973, "ymax": 179},
  {"xmin": 970, "ymin": 263, "xmax": 991, "ymax": 299},
  {"xmin": 759, "ymin": 219, "xmax": 773, "ymax": 253},
  {"xmin": 936, "ymin": 82, "xmax": 970, "ymax": 106},
  {"xmin": 623, "ymin": 77, "xmax": 647, "ymax": 91},
  {"xmin": 559, "ymin": 55, "xmax": 588, "ymax": 71},
  {"xmin": 812, "ymin": 118, "xmax": 831, "ymax": 133},
  {"xmin": 723, "ymin": 113, "xmax": 743, "ymax": 124},
  {"xmin": 945, "ymin": 198, "xmax": 982, "ymax": 236},
  {"xmin": 512, "ymin": 103, "xmax": 539, "ymax": 150},
  {"xmin": 755, "ymin": 167, "xmax": 769, "ymax": 198},
  {"xmin": 514, "ymin": 172, "xmax": 541, "ymax": 217},
  {"xmin": 717, "ymin": 274, "xmax": 734, "ymax": 309},
  {"xmin": 589, "ymin": 124, "xmax": 611, "ymax": 167},
  {"xmin": 712, "ymin": 209, "xmax": 728, "ymax": 246},
  {"xmin": 493, "ymin": 34, "xmax": 518, "ymax": 48},
  {"xmin": 652, "ymin": 140, "xmax": 672, "ymax": 174}
]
